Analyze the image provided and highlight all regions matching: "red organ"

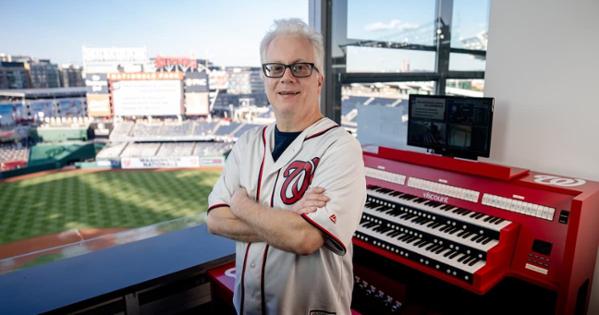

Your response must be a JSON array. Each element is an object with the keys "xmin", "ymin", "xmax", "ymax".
[{"xmin": 353, "ymin": 147, "xmax": 599, "ymax": 315}]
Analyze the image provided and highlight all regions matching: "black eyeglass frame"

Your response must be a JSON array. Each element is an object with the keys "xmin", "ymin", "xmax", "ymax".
[{"xmin": 261, "ymin": 62, "xmax": 320, "ymax": 78}]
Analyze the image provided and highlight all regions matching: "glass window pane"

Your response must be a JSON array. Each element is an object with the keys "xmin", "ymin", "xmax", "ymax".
[
  {"xmin": 449, "ymin": 52, "xmax": 486, "ymax": 71},
  {"xmin": 347, "ymin": 0, "xmax": 436, "ymax": 45},
  {"xmin": 451, "ymin": 0, "xmax": 490, "ymax": 50},
  {"xmin": 446, "ymin": 79, "xmax": 485, "ymax": 96},
  {"xmin": 347, "ymin": 46, "xmax": 435, "ymax": 73},
  {"xmin": 341, "ymin": 82, "xmax": 435, "ymax": 150}
]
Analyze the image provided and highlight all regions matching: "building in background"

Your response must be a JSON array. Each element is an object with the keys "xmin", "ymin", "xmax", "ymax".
[
  {"xmin": 82, "ymin": 47, "xmax": 152, "ymax": 74},
  {"xmin": 59, "ymin": 65, "xmax": 84, "ymax": 87},
  {"xmin": 0, "ymin": 61, "xmax": 31, "ymax": 90},
  {"xmin": 226, "ymin": 66, "xmax": 263, "ymax": 95},
  {"xmin": 0, "ymin": 55, "xmax": 84, "ymax": 90},
  {"xmin": 29, "ymin": 59, "xmax": 61, "ymax": 89}
]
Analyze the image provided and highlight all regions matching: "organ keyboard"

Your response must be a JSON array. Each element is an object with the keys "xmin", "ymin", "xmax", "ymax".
[{"xmin": 354, "ymin": 147, "xmax": 599, "ymax": 315}]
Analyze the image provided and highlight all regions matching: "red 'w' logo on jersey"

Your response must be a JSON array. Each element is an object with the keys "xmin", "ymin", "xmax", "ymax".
[{"xmin": 280, "ymin": 157, "xmax": 320, "ymax": 205}]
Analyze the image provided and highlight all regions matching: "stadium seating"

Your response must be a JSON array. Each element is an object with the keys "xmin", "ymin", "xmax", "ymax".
[
  {"xmin": 0, "ymin": 143, "xmax": 29, "ymax": 164},
  {"xmin": 109, "ymin": 121, "xmax": 134, "ymax": 141},
  {"xmin": 213, "ymin": 122, "xmax": 241, "ymax": 139},
  {"xmin": 120, "ymin": 143, "xmax": 161, "ymax": 158},
  {"xmin": 155, "ymin": 143, "xmax": 195, "ymax": 157},
  {"xmin": 193, "ymin": 142, "xmax": 233, "ymax": 157},
  {"xmin": 108, "ymin": 119, "xmax": 257, "ymax": 142},
  {"xmin": 192, "ymin": 121, "xmax": 218, "ymax": 137},
  {"xmin": 96, "ymin": 118, "xmax": 264, "ymax": 167},
  {"xmin": 95, "ymin": 143, "xmax": 128, "ymax": 159},
  {"xmin": 232, "ymin": 123, "xmax": 261, "ymax": 138}
]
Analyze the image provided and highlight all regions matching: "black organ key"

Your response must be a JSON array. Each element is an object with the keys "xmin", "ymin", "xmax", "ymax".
[
  {"xmin": 429, "ymin": 222, "xmax": 442, "ymax": 229},
  {"xmin": 385, "ymin": 229, "xmax": 396, "ymax": 237},
  {"xmin": 451, "ymin": 228, "xmax": 463, "ymax": 235},
  {"xmin": 477, "ymin": 236, "xmax": 490, "ymax": 244},
  {"xmin": 406, "ymin": 236, "xmax": 419, "ymax": 244},
  {"xmin": 434, "ymin": 246, "xmax": 447, "ymax": 254},
  {"xmin": 429, "ymin": 244, "xmax": 442, "ymax": 252},
  {"xmin": 397, "ymin": 234, "xmax": 411, "ymax": 242},
  {"xmin": 448, "ymin": 251, "xmax": 461, "ymax": 259},
  {"xmin": 414, "ymin": 239, "xmax": 427, "ymax": 247},
  {"xmin": 388, "ymin": 230, "xmax": 402, "ymax": 238},
  {"xmin": 461, "ymin": 231, "xmax": 473, "ymax": 238},
  {"xmin": 428, "ymin": 201, "xmax": 443, "ymax": 207},
  {"xmin": 418, "ymin": 241, "xmax": 430, "ymax": 248},
  {"xmin": 402, "ymin": 195, "xmax": 417, "ymax": 201},
  {"xmin": 471, "ymin": 235, "xmax": 485, "ymax": 242}
]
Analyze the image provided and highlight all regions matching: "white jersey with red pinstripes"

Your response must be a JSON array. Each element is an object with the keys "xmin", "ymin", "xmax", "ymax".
[{"xmin": 208, "ymin": 117, "xmax": 366, "ymax": 315}]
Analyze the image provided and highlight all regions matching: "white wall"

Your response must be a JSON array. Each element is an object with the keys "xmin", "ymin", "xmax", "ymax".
[
  {"xmin": 484, "ymin": 1, "xmax": 599, "ymax": 314},
  {"xmin": 484, "ymin": 0, "xmax": 599, "ymax": 181}
]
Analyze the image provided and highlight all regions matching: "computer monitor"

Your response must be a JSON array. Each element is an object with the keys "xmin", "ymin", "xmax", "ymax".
[{"xmin": 407, "ymin": 94, "xmax": 494, "ymax": 160}]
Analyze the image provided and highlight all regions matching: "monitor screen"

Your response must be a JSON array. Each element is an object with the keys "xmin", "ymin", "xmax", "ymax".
[{"xmin": 407, "ymin": 94, "xmax": 494, "ymax": 160}]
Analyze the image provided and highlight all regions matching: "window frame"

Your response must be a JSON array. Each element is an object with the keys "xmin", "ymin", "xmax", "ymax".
[{"xmin": 310, "ymin": 0, "xmax": 487, "ymax": 123}]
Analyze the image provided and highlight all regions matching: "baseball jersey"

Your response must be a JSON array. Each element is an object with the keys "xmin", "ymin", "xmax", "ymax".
[{"xmin": 208, "ymin": 117, "xmax": 366, "ymax": 315}]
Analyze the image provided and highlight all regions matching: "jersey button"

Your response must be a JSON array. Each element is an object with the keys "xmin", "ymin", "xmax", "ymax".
[{"xmin": 250, "ymin": 262, "xmax": 256, "ymax": 268}]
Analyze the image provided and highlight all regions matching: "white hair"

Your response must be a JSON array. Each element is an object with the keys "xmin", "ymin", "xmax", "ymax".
[{"xmin": 260, "ymin": 18, "xmax": 324, "ymax": 74}]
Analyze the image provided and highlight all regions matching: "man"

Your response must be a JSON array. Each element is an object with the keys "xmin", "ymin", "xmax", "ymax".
[{"xmin": 207, "ymin": 18, "xmax": 366, "ymax": 315}]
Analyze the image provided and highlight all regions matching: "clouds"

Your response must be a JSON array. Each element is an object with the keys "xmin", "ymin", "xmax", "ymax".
[{"xmin": 365, "ymin": 19, "xmax": 419, "ymax": 32}]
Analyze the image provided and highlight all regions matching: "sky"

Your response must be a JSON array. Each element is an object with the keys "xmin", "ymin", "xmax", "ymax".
[
  {"xmin": 346, "ymin": 0, "xmax": 489, "ymax": 72},
  {"xmin": 0, "ymin": 0, "xmax": 489, "ymax": 70},
  {"xmin": 0, "ymin": 0, "xmax": 309, "ymax": 67}
]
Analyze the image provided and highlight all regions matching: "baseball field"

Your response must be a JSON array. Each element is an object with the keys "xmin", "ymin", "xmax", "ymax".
[{"xmin": 0, "ymin": 169, "xmax": 221, "ymax": 246}]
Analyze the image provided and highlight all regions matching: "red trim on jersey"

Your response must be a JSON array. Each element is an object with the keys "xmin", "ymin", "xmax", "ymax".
[
  {"xmin": 260, "ymin": 244, "xmax": 270, "ymax": 315},
  {"xmin": 207, "ymin": 203, "xmax": 229, "ymax": 213},
  {"xmin": 301, "ymin": 213, "xmax": 347, "ymax": 255},
  {"xmin": 255, "ymin": 126, "xmax": 267, "ymax": 202},
  {"xmin": 304, "ymin": 125, "xmax": 339, "ymax": 141},
  {"xmin": 240, "ymin": 242, "xmax": 251, "ymax": 315}
]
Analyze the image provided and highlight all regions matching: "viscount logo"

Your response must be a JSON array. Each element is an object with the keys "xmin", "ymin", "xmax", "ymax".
[
  {"xmin": 423, "ymin": 192, "xmax": 449, "ymax": 204},
  {"xmin": 280, "ymin": 157, "xmax": 320, "ymax": 205}
]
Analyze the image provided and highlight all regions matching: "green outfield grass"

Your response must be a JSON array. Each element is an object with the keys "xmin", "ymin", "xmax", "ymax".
[{"xmin": 0, "ymin": 169, "xmax": 221, "ymax": 245}]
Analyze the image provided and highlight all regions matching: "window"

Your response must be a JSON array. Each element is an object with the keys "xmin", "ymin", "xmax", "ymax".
[{"xmin": 328, "ymin": 0, "xmax": 490, "ymax": 148}]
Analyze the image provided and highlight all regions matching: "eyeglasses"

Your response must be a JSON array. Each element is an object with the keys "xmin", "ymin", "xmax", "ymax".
[{"xmin": 262, "ymin": 62, "xmax": 319, "ymax": 78}]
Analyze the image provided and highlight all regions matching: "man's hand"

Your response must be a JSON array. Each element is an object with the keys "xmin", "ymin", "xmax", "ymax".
[{"xmin": 291, "ymin": 186, "xmax": 329, "ymax": 215}]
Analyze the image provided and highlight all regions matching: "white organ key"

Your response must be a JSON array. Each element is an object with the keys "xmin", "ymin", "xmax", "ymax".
[
  {"xmin": 356, "ymin": 224, "xmax": 486, "ymax": 274},
  {"xmin": 367, "ymin": 187, "xmax": 511, "ymax": 232}
]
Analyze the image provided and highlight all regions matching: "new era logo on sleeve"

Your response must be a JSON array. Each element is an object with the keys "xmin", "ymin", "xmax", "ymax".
[{"xmin": 329, "ymin": 214, "xmax": 336, "ymax": 224}]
